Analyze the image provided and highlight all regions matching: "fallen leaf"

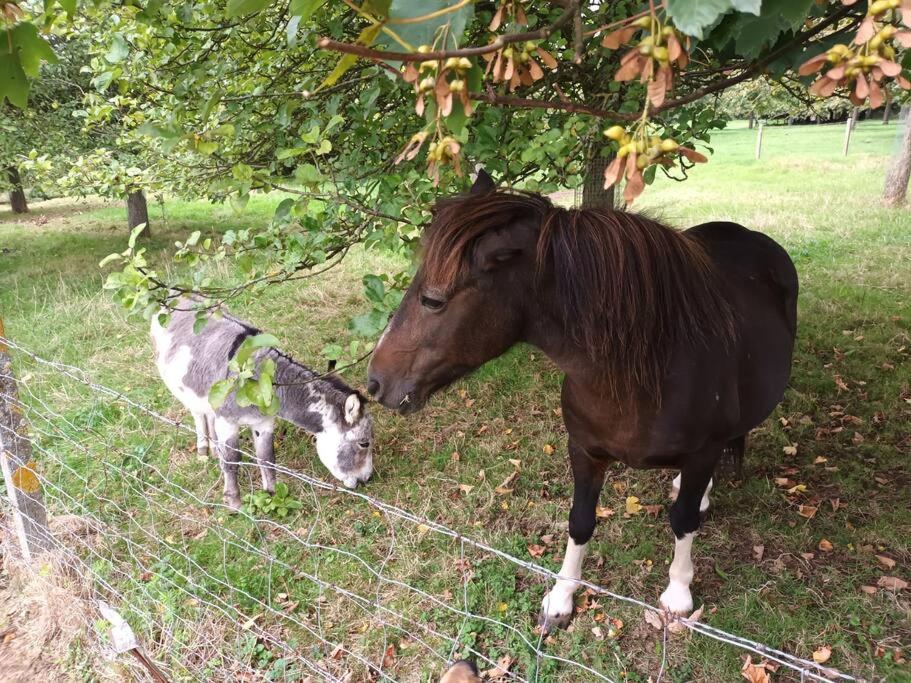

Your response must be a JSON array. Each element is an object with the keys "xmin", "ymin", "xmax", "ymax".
[
  {"xmin": 542, "ymin": 444, "xmax": 555, "ymax": 455},
  {"xmin": 788, "ymin": 484, "xmax": 808, "ymax": 494},
  {"xmin": 800, "ymin": 552, "xmax": 815, "ymax": 561},
  {"xmin": 753, "ymin": 545, "xmax": 765, "ymax": 562},
  {"xmin": 783, "ymin": 444, "xmax": 798, "ymax": 456},
  {"xmin": 382, "ymin": 644, "xmax": 396, "ymax": 668},
  {"xmin": 451, "ymin": 451, "xmax": 461, "ymax": 462},
  {"xmin": 458, "ymin": 484, "xmax": 474, "ymax": 494},
  {"xmin": 818, "ymin": 539, "xmax": 834, "ymax": 552},
  {"xmin": 540, "ymin": 534, "xmax": 554, "ymax": 545},
  {"xmin": 852, "ymin": 431, "xmax": 864, "ymax": 445},
  {"xmin": 812, "ymin": 646, "xmax": 832, "ymax": 664},
  {"xmin": 876, "ymin": 554, "xmax": 896, "ymax": 569},
  {"xmin": 612, "ymin": 481, "xmax": 627, "ymax": 494},
  {"xmin": 668, "ymin": 604, "xmax": 705, "ymax": 634},
  {"xmin": 813, "ymin": 456, "xmax": 828, "ymax": 464},
  {"xmin": 494, "ymin": 470, "xmax": 519, "ymax": 494},
  {"xmin": 798, "ymin": 505, "xmax": 818, "ymax": 519},
  {"xmin": 241, "ymin": 614, "xmax": 262, "ymax": 630},
  {"xmin": 508, "ymin": 458, "xmax": 521, "ymax": 469},
  {"xmin": 591, "ymin": 626, "xmax": 604, "ymax": 639},
  {"xmin": 860, "ymin": 585, "xmax": 877, "ymax": 594},
  {"xmin": 643, "ymin": 504, "xmax": 663, "ymax": 516},
  {"xmin": 741, "ymin": 656, "xmax": 772, "ymax": 683},
  {"xmin": 625, "ymin": 496, "xmax": 643, "ymax": 515},
  {"xmin": 643, "ymin": 609, "xmax": 664, "ymax": 631},
  {"xmin": 527, "ymin": 544, "xmax": 545, "ymax": 558},
  {"xmin": 774, "ymin": 477, "xmax": 793, "ymax": 487},
  {"xmin": 595, "ymin": 506, "xmax": 615, "ymax": 518},
  {"xmin": 877, "ymin": 576, "xmax": 908, "ymax": 591},
  {"xmin": 483, "ymin": 654, "xmax": 513, "ymax": 680}
]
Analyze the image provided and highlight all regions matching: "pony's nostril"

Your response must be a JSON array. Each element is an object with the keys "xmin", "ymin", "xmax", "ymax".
[{"xmin": 366, "ymin": 379, "xmax": 380, "ymax": 396}]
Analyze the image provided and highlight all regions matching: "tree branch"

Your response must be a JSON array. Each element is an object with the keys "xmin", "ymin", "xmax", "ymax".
[{"xmin": 317, "ymin": 0, "xmax": 580, "ymax": 62}]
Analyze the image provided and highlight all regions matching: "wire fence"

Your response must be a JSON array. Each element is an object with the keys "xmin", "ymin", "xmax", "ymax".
[{"xmin": 0, "ymin": 333, "xmax": 859, "ymax": 682}]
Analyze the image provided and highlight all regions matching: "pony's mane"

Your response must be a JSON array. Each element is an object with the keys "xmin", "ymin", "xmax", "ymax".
[{"xmin": 421, "ymin": 189, "xmax": 736, "ymax": 393}]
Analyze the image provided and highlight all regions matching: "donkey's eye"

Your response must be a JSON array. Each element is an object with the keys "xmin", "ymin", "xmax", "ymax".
[
  {"xmin": 420, "ymin": 294, "xmax": 446, "ymax": 311},
  {"xmin": 359, "ymin": 441, "xmax": 371, "ymax": 449}
]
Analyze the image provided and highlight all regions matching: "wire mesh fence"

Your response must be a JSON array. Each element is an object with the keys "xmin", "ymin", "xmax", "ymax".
[{"xmin": 0, "ymin": 333, "xmax": 858, "ymax": 682}]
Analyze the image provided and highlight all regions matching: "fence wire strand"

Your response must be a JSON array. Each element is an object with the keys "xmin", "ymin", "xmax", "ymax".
[{"xmin": 0, "ymin": 334, "xmax": 857, "ymax": 683}]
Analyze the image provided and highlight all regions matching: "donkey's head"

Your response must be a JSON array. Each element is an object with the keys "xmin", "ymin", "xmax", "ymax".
[
  {"xmin": 314, "ymin": 392, "xmax": 374, "ymax": 488},
  {"xmin": 368, "ymin": 171, "xmax": 543, "ymax": 414}
]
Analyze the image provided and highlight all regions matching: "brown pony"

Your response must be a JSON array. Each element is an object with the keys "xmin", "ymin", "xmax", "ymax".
[{"xmin": 368, "ymin": 170, "xmax": 797, "ymax": 630}]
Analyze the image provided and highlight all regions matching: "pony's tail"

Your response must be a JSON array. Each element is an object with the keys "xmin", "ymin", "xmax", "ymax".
[{"xmin": 717, "ymin": 434, "xmax": 746, "ymax": 481}]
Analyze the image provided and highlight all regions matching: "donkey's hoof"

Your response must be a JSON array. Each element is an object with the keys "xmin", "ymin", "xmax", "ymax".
[
  {"xmin": 224, "ymin": 494, "xmax": 243, "ymax": 512},
  {"xmin": 659, "ymin": 583, "xmax": 693, "ymax": 615}
]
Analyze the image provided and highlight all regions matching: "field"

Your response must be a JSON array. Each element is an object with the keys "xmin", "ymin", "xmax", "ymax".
[{"xmin": 1, "ymin": 120, "xmax": 909, "ymax": 682}]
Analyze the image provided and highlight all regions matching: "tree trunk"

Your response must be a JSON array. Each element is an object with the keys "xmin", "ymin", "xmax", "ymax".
[
  {"xmin": 6, "ymin": 166, "xmax": 28, "ymax": 214},
  {"xmin": 748, "ymin": 115, "xmax": 755, "ymax": 130},
  {"xmin": 882, "ymin": 105, "xmax": 911, "ymax": 206},
  {"xmin": 883, "ymin": 96, "xmax": 892, "ymax": 124},
  {"xmin": 126, "ymin": 190, "xmax": 151, "ymax": 236},
  {"xmin": 850, "ymin": 106, "xmax": 859, "ymax": 130},
  {"xmin": 581, "ymin": 148, "xmax": 616, "ymax": 209}
]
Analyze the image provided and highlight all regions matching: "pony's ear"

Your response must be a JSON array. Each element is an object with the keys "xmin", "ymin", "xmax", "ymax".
[
  {"xmin": 470, "ymin": 168, "xmax": 495, "ymax": 195},
  {"xmin": 471, "ymin": 228, "xmax": 523, "ymax": 274},
  {"xmin": 326, "ymin": 359, "xmax": 337, "ymax": 372},
  {"xmin": 344, "ymin": 393, "xmax": 362, "ymax": 424}
]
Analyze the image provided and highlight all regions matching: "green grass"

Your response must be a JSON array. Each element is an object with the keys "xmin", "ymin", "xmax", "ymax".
[{"xmin": 1, "ymin": 120, "xmax": 909, "ymax": 682}]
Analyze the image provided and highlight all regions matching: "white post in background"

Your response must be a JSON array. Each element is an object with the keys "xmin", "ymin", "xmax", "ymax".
[
  {"xmin": 843, "ymin": 117, "xmax": 853, "ymax": 156},
  {"xmin": 754, "ymin": 120, "xmax": 764, "ymax": 160},
  {"xmin": 0, "ymin": 319, "xmax": 53, "ymax": 562}
]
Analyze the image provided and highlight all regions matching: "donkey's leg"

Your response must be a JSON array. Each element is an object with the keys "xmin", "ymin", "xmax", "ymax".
[
  {"xmin": 191, "ymin": 412, "xmax": 209, "ymax": 456},
  {"xmin": 660, "ymin": 458, "xmax": 716, "ymax": 614},
  {"xmin": 671, "ymin": 473, "xmax": 713, "ymax": 513},
  {"xmin": 206, "ymin": 415, "xmax": 217, "ymax": 456},
  {"xmin": 539, "ymin": 440, "xmax": 608, "ymax": 632},
  {"xmin": 253, "ymin": 422, "xmax": 276, "ymax": 495},
  {"xmin": 214, "ymin": 417, "xmax": 243, "ymax": 511}
]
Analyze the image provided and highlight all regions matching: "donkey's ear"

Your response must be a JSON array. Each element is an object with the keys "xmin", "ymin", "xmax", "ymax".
[
  {"xmin": 471, "ymin": 228, "xmax": 523, "ymax": 274},
  {"xmin": 470, "ymin": 168, "xmax": 495, "ymax": 195},
  {"xmin": 326, "ymin": 359, "xmax": 337, "ymax": 372},
  {"xmin": 344, "ymin": 393, "xmax": 362, "ymax": 424}
]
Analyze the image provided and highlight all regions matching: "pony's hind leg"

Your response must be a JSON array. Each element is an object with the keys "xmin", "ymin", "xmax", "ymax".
[
  {"xmin": 661, "ymin": 457, "xmax": 716, "ymax": 614},
  {"xmin": 539, "ymin": 440, "xmax": 608, "ymax": 633},
  {"xmin": 671, "ymin": 472, "xmax": 713, "ymax": 513}
]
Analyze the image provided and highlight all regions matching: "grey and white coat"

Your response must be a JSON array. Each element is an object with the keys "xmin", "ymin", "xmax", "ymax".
[{"xmin": 151, "ymin": 302, "xmax": 374, "ymax": 509}]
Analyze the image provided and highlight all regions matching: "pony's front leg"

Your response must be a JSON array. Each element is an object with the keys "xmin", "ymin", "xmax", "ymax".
[
  {"xmin": 539, "ymin": 441, "xmax": 607, "ymax": 633},
  {"xmin": 660, "ymin": 459, "xmax": 715, "ymax": 614}
]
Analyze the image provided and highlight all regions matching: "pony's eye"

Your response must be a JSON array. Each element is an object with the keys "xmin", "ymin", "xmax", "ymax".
[
  {"xmin": 420, "ymin": 294, "xmax": 446, "ymax": 311},
  {"xmin": 359, "ymin": 440, "xmax": 370, "ymax": 449}
]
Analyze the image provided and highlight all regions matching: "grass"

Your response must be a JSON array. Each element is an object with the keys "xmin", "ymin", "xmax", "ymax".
[{"xmin": 1, "ymin": 119, "xmax": 909, "ymax": 682}]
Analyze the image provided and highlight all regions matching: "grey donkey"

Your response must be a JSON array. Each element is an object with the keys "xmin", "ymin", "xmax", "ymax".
[{"xmin": 151, "ymin": 301, "xmax": 374, "ymax": 509}]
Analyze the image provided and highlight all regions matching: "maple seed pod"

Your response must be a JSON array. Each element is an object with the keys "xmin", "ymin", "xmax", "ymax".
[
  {"xmin": 639, "ymin": 43, "xmax": 653, "ymax": 56},
  {"xmin": 633, "ymin": 16, "xmax": 651, "ymax": 29},
  {"xmin": 879, "ymin": 25, "xmax": 897, "ymax": 39},
  {"xmin": 444, "ymin": 57, "xmax": 462, "ymax": 71},
  {"xmin": 503, "ymin": 47, "xmax": 514, "ymax": 58},
  {"xmin": 637, "ymin": 155, "xmax": 649, "ymax": 170},
  {"xmin": 449, "ymin": 79, "xmax": 465, "ymax": 93},
  {"xmin": 660, "ymin": 138, "xmax": 679, "ymax": 153},
  {"xmin": 418, "ymin": 77, "xmax": 436, "ymax": 92},
  {"xmin": 604, "ymin": 125, "xmax": 626, "ymax": 141},
  {"xmin": 525, "ymin": 40, "xmax": 537, "ymax": 51},
  {"xmin": 417, "ymin": 44, "xmax": 432, "ymax": 54},
  {"xmin": 869, "ymin": 0, "xmax": 891, "ymax": 15},
  {"xmin": 457, "ymin": 57, "xmax": 472, "ymax": 71},
  {"xmin": 661, "ymin": 25, "xmax": 675, "ymax": 38},
  {"xmin": 652, "ymin": 46, "xmax": 669, "ymax": 62},
  {"xmin": 419, "ymin": 60, "xmax": 438, "ymax": 72}
]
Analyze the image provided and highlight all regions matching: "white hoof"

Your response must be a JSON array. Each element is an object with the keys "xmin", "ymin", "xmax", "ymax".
[
  {"xmin": 538, "ymin": 589, "xmax": 574, "ymax": 632},
  {"xmin": 659, "ymin": 581, "xmax": 693, "ymax": 615}
]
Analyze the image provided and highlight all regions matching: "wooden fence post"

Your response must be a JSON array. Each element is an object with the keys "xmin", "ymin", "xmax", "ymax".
[
  {"xmin": 754, "ymin": 120, "xmax": 764, "ymax": 160},
  {"xmin": 843, "ymin": 117, "xmax": 853, "ymax": 156},
  {"xmin": 0, "ymin": 319, "xmax": 53, "ymax": 562}
]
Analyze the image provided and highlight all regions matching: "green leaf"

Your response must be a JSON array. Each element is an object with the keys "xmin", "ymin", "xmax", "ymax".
[
  {"xmin": 320, "ymin": 23, "xmax": 383, "ymax": 89},
  {"xmin": 289, "ymin": 0, "xmax": 326, "ymax": 18},
  {"xmin": 729, "ymin": 0, "xmax": 761, "ymax": 14},
  {"xmin": 209, "ymin": 379, "xmax": 235, "ymax": 409},
  {"xmin": 127, "ymin": 223, "xmax": 147, "ymax": 249},
  {"xmin": 762, "ymin": 0, "xmax": 814, "ymax": 29},
  {"xmin": 11, "ymin": 23, "xmax": 58, "ymax": 78},
  {"xmin": 294, "ymin": 163, "xmax": 323, "ymax": 185},
  {"xmin": 248, "ymin": 333, "xmax": 279, "ymax": 350},
  {"xmin": 381, "ymin": 0, "xmax": 474, "ymax": 51},
  {"xmin": 274, "ymin": 482, "xmax": 289, "ymax": 498},
  {"xmin": 98, "ymin": 253, "xmax": 123, "ymax": 268},
  {"xmin": 362, "ymin": 274, "xmax": 385, "ymax": 304},
  {"xmin": 105, "ymin": 33, "xmax": 130, "ymax": 63},
  {"xmin": 666, "ymin": 0, "xmax": 732, "ymax": 38},
  {"xmin": 0, "ymin": 53, "xmax": 29, "ymax": 108},
  {"xmin": 322, "ymin": 343, "xmax": 343, "ymax": 360},
  {"xmin": 227, "ymin": 0, "xmax": 272, "ymax": 18}
]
